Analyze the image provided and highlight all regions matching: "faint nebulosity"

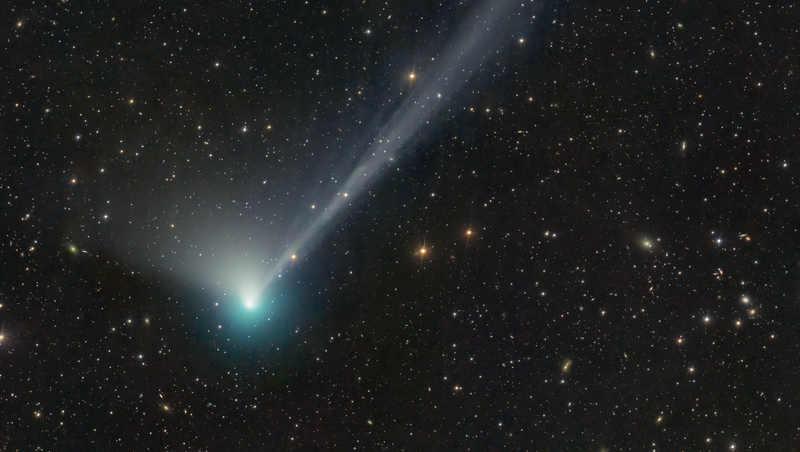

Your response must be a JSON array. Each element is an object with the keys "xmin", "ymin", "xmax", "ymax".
[{"xmin": 2, "ymin": 0, "xmax": 798, "ymax": 450}]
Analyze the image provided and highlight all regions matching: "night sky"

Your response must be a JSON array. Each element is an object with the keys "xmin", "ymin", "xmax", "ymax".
[{"xmin": 3, "ymin": 0, "xmax": 799, "ymax": 449}]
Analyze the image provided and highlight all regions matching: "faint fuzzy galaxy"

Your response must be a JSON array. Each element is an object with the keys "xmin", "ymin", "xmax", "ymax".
[{"xmin": 2, "ymin": 0, "xmax": 799, "ymax": 450}]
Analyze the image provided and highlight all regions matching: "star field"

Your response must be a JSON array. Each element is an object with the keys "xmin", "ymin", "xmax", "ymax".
[{"xmin": 2, "ymin": 0, "xmax": 799, "ymax": 450}]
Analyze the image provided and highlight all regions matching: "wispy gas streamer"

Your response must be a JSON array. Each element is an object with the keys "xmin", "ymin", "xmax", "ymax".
[{"xmin": 259, "ymin": 0, "xmax": 532, "ymax": 293}]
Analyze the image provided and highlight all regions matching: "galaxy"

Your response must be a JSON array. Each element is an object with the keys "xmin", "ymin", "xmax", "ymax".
[{"xmin": 2, "ymin": 0, "xmax": 797, "ymax": 449}]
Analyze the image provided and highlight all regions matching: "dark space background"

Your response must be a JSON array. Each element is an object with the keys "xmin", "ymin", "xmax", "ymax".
[{"xmin": 2, "ymin": 0, "xmax": 798, "ymax": 450}]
